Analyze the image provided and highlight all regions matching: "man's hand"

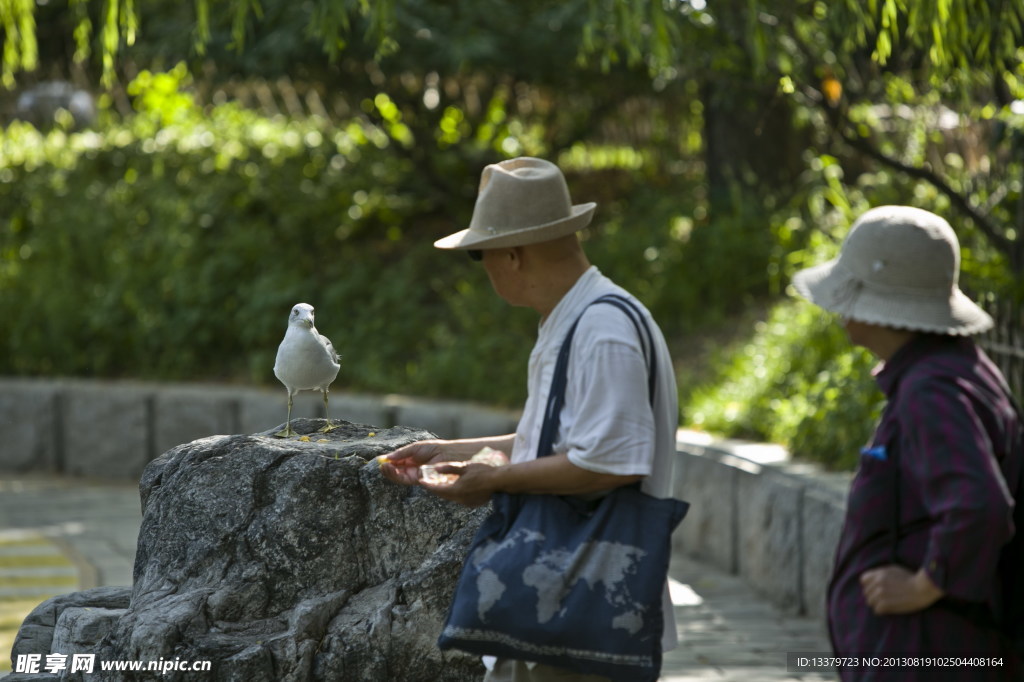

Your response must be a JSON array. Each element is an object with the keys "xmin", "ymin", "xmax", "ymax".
[
  {"xmin": 860, "ymin": 564, "xmax": 945, "ymax": 615},
  {"xmin": 378, "ymin": 440, "xmax": 450, "ymax": 486},
  {"xmin": 420, "ymin": 461, "xmax": 500, "ymax": 507}
]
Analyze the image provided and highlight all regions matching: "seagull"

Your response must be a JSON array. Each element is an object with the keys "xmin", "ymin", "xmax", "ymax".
[{"xmin": 273, "ymin": 303, "xmax": 341, "ymax": 437}]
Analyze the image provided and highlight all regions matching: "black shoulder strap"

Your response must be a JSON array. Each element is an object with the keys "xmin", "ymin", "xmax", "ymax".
[{"xmin": 536, "ymin": 294, "xmax": 657, "ymax": 459}]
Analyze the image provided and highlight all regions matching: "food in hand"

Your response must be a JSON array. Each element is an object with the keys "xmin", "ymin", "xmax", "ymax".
[
  {"xmin": 469, "ymin": 446, "xmax": 507, "ymax": 467},
  {"xmin": 416, "ymin": 447, "xmax": 508, "ymax": 485},
  {"xmin": 420, "ymin": 463, "xmax": 465, "ymax": 485}
]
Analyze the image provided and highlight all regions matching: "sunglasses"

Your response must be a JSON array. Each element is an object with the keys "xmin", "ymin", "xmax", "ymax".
[{"xmin": 467, "ymin": 250, "xmax": 483, "ymax": 262}]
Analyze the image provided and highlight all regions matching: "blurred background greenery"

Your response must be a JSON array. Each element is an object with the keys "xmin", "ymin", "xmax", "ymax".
[{"xmin": 1, "ymin": 0, "xmax": 1022, "ymax": 470}]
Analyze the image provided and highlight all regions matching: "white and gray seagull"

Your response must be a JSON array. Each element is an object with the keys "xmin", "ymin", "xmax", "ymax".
[{"xmin": 273, "ymin": 303, "xmax": 341, "ymax": 437}]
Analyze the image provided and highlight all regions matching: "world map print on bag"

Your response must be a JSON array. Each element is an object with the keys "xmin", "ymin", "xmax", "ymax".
[{"xmin": 469, "ymin": 528, "xmax": 652, "ymax": 633}]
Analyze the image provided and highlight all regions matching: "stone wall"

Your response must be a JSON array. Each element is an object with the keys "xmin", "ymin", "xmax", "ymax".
[
  {"xmin": 672, "ymin": 433, "xmax": 851, "ymax": 622},
  {"xmin": 0, "ymin": 378, "xmax": 850, "ymax": 623},
  {"xmin": 0, "ymin": 378, "xmax": 521, "ymax": 480}
]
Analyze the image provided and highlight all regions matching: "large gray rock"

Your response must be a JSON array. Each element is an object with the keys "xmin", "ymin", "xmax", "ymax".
[
  {"xmin": 10, "ymin": 586, "xmax": 132, "ymax": 681},
  {"xmin": 10, "ymin": 419, "xmax": 487, "ymax": 681}
]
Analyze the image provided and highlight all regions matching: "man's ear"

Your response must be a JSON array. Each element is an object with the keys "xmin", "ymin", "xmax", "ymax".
[{"xmin": 508, "ymin": 246, "xmax": 524, "ymax": 270}]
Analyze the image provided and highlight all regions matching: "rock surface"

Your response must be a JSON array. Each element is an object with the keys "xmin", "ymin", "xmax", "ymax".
[
  {"xmin": 11, "ymin": 419, "xmax": 488, "ymax": 681},
  {"xmin": 9, "ymin": 586, "xmax": 132, "ymax": 681}
]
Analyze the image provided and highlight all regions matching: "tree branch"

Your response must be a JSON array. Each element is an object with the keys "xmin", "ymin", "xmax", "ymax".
[
  {"xmin": 833, "ymin": 121, "xmax": 1012, "ymax": 256},
  {"xmin": 788, "ymin": 26, "xmax": 1021, "ymax": 273}
]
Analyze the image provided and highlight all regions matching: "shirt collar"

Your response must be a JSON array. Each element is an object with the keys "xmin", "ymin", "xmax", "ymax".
[
  {"xmin": 873, "ymin": 334, "xmax": 969, "ymax": 396},
  {"xmin": 538, "ymin": 265, "xmax": 602, "ymax": 342}
]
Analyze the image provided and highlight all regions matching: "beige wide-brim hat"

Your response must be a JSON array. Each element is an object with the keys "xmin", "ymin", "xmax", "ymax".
[
  {"xmin": 791, "ymin": 205, "xmax": 993, "ymax": 335},
  {"xmin": 434, "ymin": 157, "xmax": 596, "ymax": 250}
]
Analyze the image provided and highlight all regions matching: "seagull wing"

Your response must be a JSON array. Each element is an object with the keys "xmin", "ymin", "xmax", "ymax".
[{"xmin": 319, "ymin": 333, "xmax": 341, "ymax": 365}]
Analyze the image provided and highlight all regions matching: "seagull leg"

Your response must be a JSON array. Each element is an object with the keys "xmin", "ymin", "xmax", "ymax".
[
  {"xmin": 318, "ymin": 389, "xmax": 339, "ymax": 433},
  {"xmin": 275, "ymin": 391, "xmax": 296, "ymax": 437}
]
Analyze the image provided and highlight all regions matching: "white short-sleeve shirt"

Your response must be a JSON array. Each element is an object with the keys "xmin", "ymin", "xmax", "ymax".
[{"xmin": 509, "ymin": 266, "xmax": 681, "ymax": 650}]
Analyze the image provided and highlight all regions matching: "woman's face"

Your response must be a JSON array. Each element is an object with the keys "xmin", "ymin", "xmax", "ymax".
[
  {"xmin": 842, "ymin": 318, "xmax": 873, "ymax": 349},
  {"xmin": 841, "ymin": 318, "xmax": 917, "ymax": 360}
]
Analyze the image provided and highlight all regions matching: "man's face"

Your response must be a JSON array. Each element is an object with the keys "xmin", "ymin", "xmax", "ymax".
[{"xmin": 480, "ymin": 248, "xmax": 525, "ymax": 306}]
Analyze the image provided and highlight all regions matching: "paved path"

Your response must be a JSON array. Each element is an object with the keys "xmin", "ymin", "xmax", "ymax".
[
  {"xmin": 663, "ymin": 558, "xmax": 836, "ymax": 681},
  {"xmin": 0, "ymin": 475, "xmax": 837, "ymax": 681}
]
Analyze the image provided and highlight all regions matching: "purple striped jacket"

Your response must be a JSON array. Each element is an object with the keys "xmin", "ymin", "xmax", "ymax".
[{"xmin": 828, "ymin": 335, "xmax": 1022, "ymax": 681}]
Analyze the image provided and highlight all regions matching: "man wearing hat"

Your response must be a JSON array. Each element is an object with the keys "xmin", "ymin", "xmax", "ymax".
[
  {"xmin": 380, "ymin": 157, "xmax": 681, "ymax": 681},
  {"xmin": 792, "ymin": 205, "xmax": 1022, "ymax": 680}
]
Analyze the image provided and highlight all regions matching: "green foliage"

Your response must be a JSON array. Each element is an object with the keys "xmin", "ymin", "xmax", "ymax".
[
  {"xmin": 0, "ymin": 0, "xmax": 39, "ymax": 88},
  {"xmin": 684, "ymin": 209, "xmax": 884, "ymax": 469},
  {"xmin": 3, "ymin": 58, "xmax": 1020, "ymax": 469},
  {"xmin": 583, "ymin": 183, "xmax": 776, "ymax": 334},
  {"xmin": 7, "ymin": 1, "xmax": 1024, "ymax": 95},
  {"xmin": 3, "ymin": 0, "xmax": 1023, "ymax": 474},
  {"xmin": 682, "ymin": 144, "xmax": 1019, "ymax": 469},
  {"xmin": 0, "ymin": 66, "xmax": 531, "ymax": 404},
  {"xmin": 2, "ymin": 65, "xmax": 763, "ymax": 409},
  {"xmin": 686, "ymin": 298, "xmax": 883, "ymax": 469}
]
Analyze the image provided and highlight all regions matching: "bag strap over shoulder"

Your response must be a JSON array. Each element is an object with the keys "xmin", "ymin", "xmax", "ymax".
[{"xmin": 536, "ymin": 293, "xmax": 656, "ymax": 460}]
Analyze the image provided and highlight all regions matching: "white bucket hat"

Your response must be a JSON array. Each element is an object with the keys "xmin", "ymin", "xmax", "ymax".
[
  {"xmin": 792, "ymin": 205, "xmax": 993, "ymax": 335},
  {"xmin": 434, "ymin": 157, "xmax": 596, "ymax": 250}
]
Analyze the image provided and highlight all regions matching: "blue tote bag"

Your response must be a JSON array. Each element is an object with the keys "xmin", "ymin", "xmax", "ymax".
[{"xmin": 438, "ymin": 295, "xmax": 690, "ymax": 682}]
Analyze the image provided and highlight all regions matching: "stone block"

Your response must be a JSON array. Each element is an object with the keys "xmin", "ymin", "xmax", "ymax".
[
  {"xmin": 736, "ymin": 469, "xmax": 803, "ymax": 612},
  {"xmin": 328, "ymin": 392, "xmax": 395, "ymax": 428},
  {"xmin": 240, "ymin": 388, "xmax": 324, "ymax": 435},
  {"xmin": 801, "ymin": 483, "xmax": 846, "ymax": 620},
  {"xmin": 60, "ymin": 381, "xmax": 152, "ymax": 479},
  {"xmin": 454, "ymin": 405, "xmax": 520, "ymax": 439},
  {"xmin": 388, "ymin": 397, "xmax": 459, "ymax": 438},
  {"xmin": 237, "ymin": 388, "xmax": 284, "ymax": 434},
  {"xmin": 672, "ymin": 448, "xmax": 737, "ymax": 573},
  {"xmin": 0, "ymin": 379, "xmax": 61, "ymax": 473},
  {"xmin": 154, "ymin": 385, "xmax": 238, "ymax": 455}
]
